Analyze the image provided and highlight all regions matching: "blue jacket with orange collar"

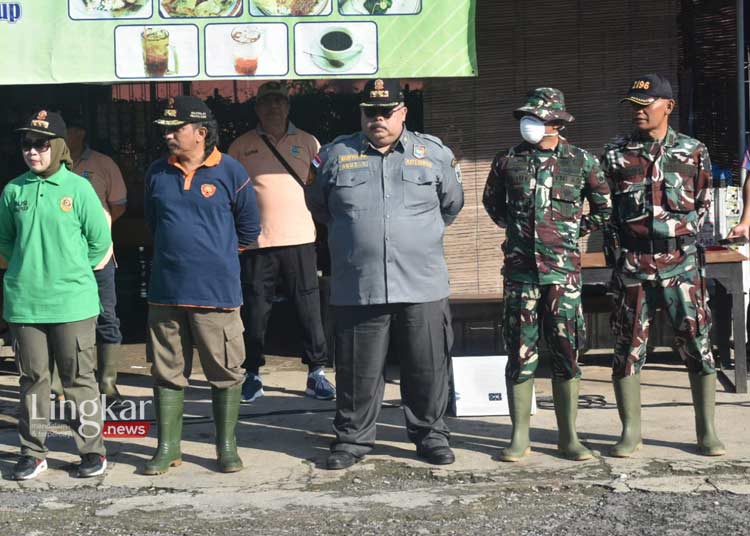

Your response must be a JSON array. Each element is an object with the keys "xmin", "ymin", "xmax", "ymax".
[{"xmin": 145, "ymin": 147, "xmax": 260, "ymax": 308}]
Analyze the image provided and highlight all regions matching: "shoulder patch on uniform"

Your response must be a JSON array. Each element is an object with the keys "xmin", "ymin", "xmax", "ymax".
[
  {"xmin": 312, "ymin": 154, "xmax": 322, "ymax": 168},
  {"xmin": 414, "ymin": 131, "xmax": 445, "ymax": 148}
]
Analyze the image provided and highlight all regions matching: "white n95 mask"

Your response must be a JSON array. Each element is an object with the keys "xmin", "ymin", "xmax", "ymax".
[{"xmin": 519, "ymin": 116, "xmax": 556, "ymax": 145}]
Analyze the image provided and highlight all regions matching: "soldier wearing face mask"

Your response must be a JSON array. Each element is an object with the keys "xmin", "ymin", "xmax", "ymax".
[{"xmin": 483, "ymin": 88, "xmax": 612, "ymax": 462}]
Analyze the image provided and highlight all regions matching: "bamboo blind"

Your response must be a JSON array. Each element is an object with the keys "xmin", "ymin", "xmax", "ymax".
[{"xmin": 425, "ymin": 0, "xmax": 681, "ymax": 295}]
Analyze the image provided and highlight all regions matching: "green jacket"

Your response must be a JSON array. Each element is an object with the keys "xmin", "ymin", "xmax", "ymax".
[{"xmin": 0, "ymin": 166, "xmax": 111, "ymax": 323}]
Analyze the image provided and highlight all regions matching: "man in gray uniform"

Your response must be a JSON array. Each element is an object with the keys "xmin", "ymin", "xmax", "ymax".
[{"xmin": 306, "ymin": 79, "xmax": 464, "ymax": 470}]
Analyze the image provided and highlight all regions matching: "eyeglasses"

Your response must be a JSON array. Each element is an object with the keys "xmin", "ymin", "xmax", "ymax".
[
  {"xmin": 362, "ymin": 106, "xmax": 403, "ymax": 119},
  {"xmin": 21, "ymin": 139, "xmax": 52, "ymax": 152}
]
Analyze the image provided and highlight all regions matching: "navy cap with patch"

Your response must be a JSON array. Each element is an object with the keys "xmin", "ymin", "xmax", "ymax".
[
  {"xmin": 154, "ymin": 96, "xmax": 214, "ymax": 126},
  {"xmin": 621, "ymin": 74, "xmax": 673, "ymax": 105},
  {"xmin": 16, "ymin": 109, "xmax": 67, "ymax": 138},
  {"xmin": 360, "ymin": 78, "xmax": 403, "ymax": 108}
]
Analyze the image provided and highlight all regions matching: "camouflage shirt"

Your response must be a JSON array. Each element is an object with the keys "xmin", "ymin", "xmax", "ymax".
[
  {"xmin": 483, "ymin": 138, "xmax": 612, "ymax": 285},
  {"xmin": 602, "ymin": 127, "xmax": 712, "ymax": 280}
]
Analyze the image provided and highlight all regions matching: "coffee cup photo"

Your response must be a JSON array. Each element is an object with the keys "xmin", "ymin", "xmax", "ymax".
[
  {"xmin": 319, "ymin": 27, "xmax": 364, "ymax": 63},
  {"xmin": 294, "ymin": 22, "xmax": 378, "ymax": 75}
]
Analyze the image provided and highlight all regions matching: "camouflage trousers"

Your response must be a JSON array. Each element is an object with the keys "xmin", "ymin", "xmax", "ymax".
[
  {"xmin": 610, "ymin": 267, "xmax": 715, "ymax": 378},
  {"xmin": 503, "ymin": 280, "xmax": 585, "ymax": 384}
]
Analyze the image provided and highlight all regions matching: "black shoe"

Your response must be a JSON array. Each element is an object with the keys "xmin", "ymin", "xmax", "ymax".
[
  {"xmin": 417, "ymin": 445, "xmax": 455, "ymax": 465},
  {"xmin": 326, "ymin": 451, "xmax": 360, "ymax": 470},
  {"xmin": 78, "ymin": 453, "xmax": 107, "ymax": 478},
  {"xmin": 13, "ymin": 456, "xmax": 47, "ymax": 480}
]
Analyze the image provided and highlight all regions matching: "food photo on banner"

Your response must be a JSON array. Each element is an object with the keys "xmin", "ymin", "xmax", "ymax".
[
  {"xmin": 250, "ymin": 0, "xmax": 333, "ymax": 16},
  {"xmin": 69, "ymin": 0, "xmax": 153, "ymax": 19},
  {"xmin": 0, "ymin": 0, "xmax": 476, "ymax": 82}
]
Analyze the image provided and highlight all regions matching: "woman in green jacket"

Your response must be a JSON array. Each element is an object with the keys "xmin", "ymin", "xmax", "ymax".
[{"xmin": 0, "ymin": 110, "xmax": 112, "ymax": 480}]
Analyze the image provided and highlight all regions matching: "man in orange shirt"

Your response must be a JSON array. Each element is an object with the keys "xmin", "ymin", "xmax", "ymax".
[
  {"xmin": 67, "ymin": 116, "xmax": 128, "ymax": 403},
  {"xmin": 228, "ymin": 81, "xmax": 334, "ymax": 403}
]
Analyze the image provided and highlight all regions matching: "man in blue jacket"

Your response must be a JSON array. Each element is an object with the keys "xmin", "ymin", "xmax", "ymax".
[{"xmin": 143, "ymin": 96, "xmax": 260, "ymax": 475}]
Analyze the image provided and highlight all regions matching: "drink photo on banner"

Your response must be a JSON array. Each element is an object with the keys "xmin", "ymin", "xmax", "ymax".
[
  {"xmin": 204, "ymin": 23, "xmax": 289, "ymax": 77},
  {"xmin": 294, "ymin": 22, "xmax": 378, "ymax": 76},
  {"xmin": 114, "ymin": 25, "xmax": 200, "ymax": 79},
  {"xmin": 250, "ymin": 0, "xmax": 332, "ymax": 16},
  {"xmin": 69, "ymin": 0, "xmax": 153, "ymax": 20}
]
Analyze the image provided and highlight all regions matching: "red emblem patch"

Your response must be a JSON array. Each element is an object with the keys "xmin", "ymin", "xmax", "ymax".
[{"xmin": 201, "ymin": 183, "xmax": 217, "ymax": 198}]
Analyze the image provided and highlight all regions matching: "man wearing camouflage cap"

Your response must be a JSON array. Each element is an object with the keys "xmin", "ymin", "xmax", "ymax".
[
  {"xmin": 483, "ymin": 88, "xmax": 612, "ymax": 462},
  {"xmin": 602, "ymin": 74, "xmax": 725, "ymax": 457}
]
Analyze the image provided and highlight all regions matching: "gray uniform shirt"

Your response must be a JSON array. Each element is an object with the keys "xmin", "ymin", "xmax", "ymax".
[{"xmin": 305, "ymin": 128, "xmax": 464, "ymax": 306}]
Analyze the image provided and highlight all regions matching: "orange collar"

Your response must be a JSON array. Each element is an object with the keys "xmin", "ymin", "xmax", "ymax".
[
  {"xmin": 168, "ymin": 147, "xmax": 222, "ymax": 190},
  {"xmin": 168, "ymin": 147, "xmax": 222, "ymax": 175}
]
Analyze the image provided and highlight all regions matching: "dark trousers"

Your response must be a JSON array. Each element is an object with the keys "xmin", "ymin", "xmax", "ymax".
[
  {"xmin": 330, "ymin": 299, "xmax": 453, "ymax": 458},
  {"xmin": 240, "ymin": 243, "xmax": 327, "ymax": 374},
  {"xmin": 94, "ymin": 257, "xmax": 122, "ymax": 345}
]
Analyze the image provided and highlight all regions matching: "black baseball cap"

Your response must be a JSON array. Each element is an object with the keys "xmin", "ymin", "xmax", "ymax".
[
  {"xmin": 360, "ymin": 78, "xmax": 403, "ymax": 108},
  {"xmin": 621, "ymin": 74, "xmax": 673, "ymax": 105},
  {"xmin": 16, "ymin": 109, "xmax": 67, "ymax": 138},
  {"xmin": 154, "ymin": 96, "xmax": 214, "ymax": 126}
]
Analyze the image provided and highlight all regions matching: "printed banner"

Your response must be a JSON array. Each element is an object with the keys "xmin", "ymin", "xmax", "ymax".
[{"xmin": 0, "ymin": 1, "xmax": 477, "ymax": 84}]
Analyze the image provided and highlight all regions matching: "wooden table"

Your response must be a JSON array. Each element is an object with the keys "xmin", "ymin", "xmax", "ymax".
[{"xmin": 582, "ymin": 249, "xmax": 748, "ymax": 393}]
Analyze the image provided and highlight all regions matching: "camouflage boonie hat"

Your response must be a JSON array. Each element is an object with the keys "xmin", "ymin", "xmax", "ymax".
[{"xmin": 513, "ymin": 87, "xmax": 574, "ymax": 124}]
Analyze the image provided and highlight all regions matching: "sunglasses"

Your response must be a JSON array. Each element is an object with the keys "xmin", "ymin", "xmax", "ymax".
[
  {"xmin": 21, "ymin": 138, "xmax": 52, "ymax": 152},
  {"xmin": 362, "ymin": 106, "xmax": 402, "ymax": 119}
]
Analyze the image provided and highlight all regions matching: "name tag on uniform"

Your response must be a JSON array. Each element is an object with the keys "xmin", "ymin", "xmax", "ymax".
[
  {"xmin": 339, "ymin": 154, "xmax": 369, "ymax": 170},
  {"xmin": 404, "ymin": 159, "xmax": 433, "ymax": 168}
]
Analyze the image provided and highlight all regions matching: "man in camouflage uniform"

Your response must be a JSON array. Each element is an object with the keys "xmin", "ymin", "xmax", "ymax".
[
  {"xmin": 483, "ymin": 88, "xmax": 612, "ymax": 462},
  {"xmin": 603, "ymin": 74, "xmax": 725, "ymax": 457}
]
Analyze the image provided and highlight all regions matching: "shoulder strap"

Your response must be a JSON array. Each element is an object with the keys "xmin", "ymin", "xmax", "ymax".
[{"xmin": 259, "ymin": 134, "xmax": 306, "ymax": 188}]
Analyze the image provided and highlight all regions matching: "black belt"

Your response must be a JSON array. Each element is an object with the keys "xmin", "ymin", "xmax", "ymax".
[{"xmin": 620, "ymin": 234, "xmax": 696, "ymax": 254}]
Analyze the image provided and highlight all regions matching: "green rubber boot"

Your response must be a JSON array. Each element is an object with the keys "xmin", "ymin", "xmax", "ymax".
[
  {"xmin": 610, "ymin": 374, "xmax": 643, "ymax": 458},
  {"xmin": 552, "ymin": 378, "xmax": 593, "ymax": 461},
  {"xmin": 97, "ymin": 343, "xmax": 123, "ymax": 402},
  {"xmin": 688, "ymin": 372, "xmax": 726, "ymax": 456},
  {"xmin": 143, "ymin": 387, "xmax": 184, "ymax": 475},
  {"xmin": 212, "ymin": 384, "xmax": 244, "ymax": 473},
  {"xmin": 499, "ymin": 378, "xmax": 533, "ymax": 462}
]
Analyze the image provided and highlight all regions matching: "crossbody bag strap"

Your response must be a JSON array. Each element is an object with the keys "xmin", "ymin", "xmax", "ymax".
[{"xmin": 259, "ymin": 134, "xmax": 306, "ymax": 188}]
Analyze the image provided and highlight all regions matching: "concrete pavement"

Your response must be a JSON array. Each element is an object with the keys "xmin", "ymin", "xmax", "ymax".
[{"xmin": 0, "ymin": 344, "xmax": 749, "ymax": 512}]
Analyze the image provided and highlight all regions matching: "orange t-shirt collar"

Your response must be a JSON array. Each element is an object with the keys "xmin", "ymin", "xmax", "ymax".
[{"xmin": 168, "ymin": 147, "xmax": 222, "ymax": 190}]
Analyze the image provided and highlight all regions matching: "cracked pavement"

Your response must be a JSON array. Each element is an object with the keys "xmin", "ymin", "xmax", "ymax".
[{"xmin": 1, "ymin": 347, "xmax": 749, "ymax": 534}]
